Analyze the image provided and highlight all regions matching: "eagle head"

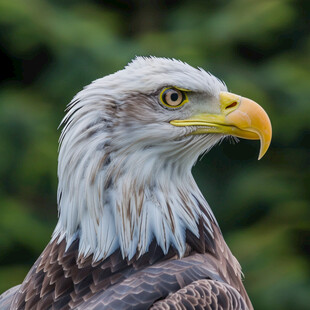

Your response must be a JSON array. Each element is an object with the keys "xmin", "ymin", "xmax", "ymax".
[{"xmin": 53, "ymin": 57, "xmax": 271, "ymax": 262}]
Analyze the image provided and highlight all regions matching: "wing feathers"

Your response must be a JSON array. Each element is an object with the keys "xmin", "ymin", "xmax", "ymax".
[
  {"xmin": 0, "ymin": 285, "xmax": 20, "ymax": 310},
  {"xmin": 4, "ymin": 234, "xmax": 252, "ymax": 309},
  {"xmin": 150, "ymin": 279, "xmax": 248, "ymax": 310}
]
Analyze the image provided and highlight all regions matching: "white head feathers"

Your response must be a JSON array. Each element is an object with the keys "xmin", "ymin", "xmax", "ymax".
[{"xmin": 53, "ymin": 57, "xmax": 227, "ymax": 262}]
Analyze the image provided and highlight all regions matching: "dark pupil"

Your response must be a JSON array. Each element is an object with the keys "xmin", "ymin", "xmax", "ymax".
[{"xmin": 170, "ymin": 92, "xmax": 179, "ymax": 101}]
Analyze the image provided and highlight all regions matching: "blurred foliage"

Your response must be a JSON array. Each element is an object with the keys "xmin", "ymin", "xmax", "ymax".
[{"xmin": 0, "ymin": 0, "xmax": 309, "ymax": 309}]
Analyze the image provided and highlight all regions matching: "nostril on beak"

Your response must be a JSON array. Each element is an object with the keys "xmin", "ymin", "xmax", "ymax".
[
  {"xmin": 219, "ymin": 91, "xmax": 241, "ymax": 112},
  {"xmin": 225, "ymin": 101, "xmax": 238, "ymax": 109}
]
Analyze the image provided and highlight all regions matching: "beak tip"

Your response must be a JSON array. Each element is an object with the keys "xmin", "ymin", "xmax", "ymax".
[
  {"xmin": 258, "ymin": 139, "xmax": 271, "ymax": 160},
  {"xmin": 258, "ymin": 146, "xmax": 265, "ymax": 160}
]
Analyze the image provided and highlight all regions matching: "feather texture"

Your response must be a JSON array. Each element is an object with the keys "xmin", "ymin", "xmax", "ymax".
[
  {"xmin": 8, "ymin": 222, "xmax": 251, "ymax": 309},
  {"xmin": 0, "ymin": 57, "xmax": 253, "ymax": 309}
]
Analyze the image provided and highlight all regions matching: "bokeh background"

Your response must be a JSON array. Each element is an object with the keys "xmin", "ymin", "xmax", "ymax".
[{"xmin": 0, "ymin": 0, "xmax": 309, "ymax": 309}]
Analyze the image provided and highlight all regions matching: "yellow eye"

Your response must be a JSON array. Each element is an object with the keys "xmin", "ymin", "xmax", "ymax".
[{"xmin": 159, "ymin": 87, "xmax": 188, "ymax": 108}]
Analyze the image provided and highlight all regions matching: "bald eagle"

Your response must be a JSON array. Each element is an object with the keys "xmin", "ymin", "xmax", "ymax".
[{"xmin": 0, "ymin": 57, "xmax": 271, "ymax": 310}]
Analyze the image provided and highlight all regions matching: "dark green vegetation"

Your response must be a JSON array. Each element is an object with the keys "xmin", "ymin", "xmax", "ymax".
[{"xmin": 0, "ymin": 1, "xmax": 309, "ymax": 309}]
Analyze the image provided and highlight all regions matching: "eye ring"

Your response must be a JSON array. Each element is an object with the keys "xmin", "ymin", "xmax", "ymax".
[{"xmin": 159, "ymin": 87, "xmax": 188, "ymax": 108}]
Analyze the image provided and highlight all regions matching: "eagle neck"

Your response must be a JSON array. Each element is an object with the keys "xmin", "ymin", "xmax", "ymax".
[{"xmin": 54, "ymin": 146, "xmax": 218, "ymax": 263}]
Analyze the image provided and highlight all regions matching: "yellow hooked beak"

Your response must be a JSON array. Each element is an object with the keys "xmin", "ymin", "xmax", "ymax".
[{"xmin": 170, "ymin": 92, "xmax": 272, "ymax": 160}]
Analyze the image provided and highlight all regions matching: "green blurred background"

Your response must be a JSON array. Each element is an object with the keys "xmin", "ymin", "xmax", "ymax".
[{"xmin": 0, "ymin": 0, "xmax": 309, "ymax": 309}]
